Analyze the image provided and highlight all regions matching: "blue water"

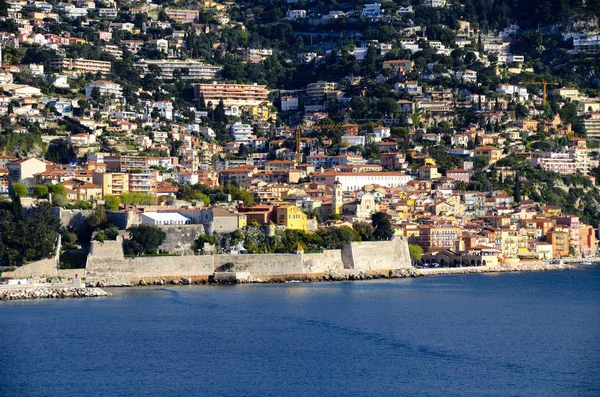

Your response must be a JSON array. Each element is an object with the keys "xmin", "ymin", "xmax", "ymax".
[{"xmin": 1, "ymin": 267, "xmax": 599, "ymax": 397}]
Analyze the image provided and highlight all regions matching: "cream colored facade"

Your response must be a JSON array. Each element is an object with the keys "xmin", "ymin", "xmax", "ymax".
[
  {"xmin": 137, "ymin": 60, "xmax": 221, "ymax": 80},
  {"xmin": 50, "ymin": 58, "xmax": 112, "ymax": 74},
  {"xmin": 165, "ymin": 8, "xmax": 199, "ymax": 23},
  {"xmin": 92, "ymin": 172, "xmax": 130, "ymax": 197},
  {"xmin": 194, "ymin": 83, "xmax": 269, "ymax": 106}
]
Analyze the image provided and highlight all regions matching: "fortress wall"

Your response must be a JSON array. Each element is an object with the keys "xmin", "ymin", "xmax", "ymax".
[
  {"xmin": 1, "ymin": 235, "xmax": 61, "ymax": 280},
  {"xmin": 213, "ymin": 254, "xmax": 304, "ymax": 275},
  {"xmin": 83, "ymin": 235, "xmax": 411, "ymax": 285},
  {"xmin": 342, "ymin": 237, "xmax": 411, "ymax": 271},
  {"xmin": 157, "ymin": 225, "xmax": 206, "ymax": 255},
  {"xmin": 303, "ymin": 250, "xmax": 344, "ymax": 273}
]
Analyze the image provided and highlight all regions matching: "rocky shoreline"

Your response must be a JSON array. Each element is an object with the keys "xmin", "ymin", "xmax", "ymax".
[{"xmin": 0, "ymin": 287, "xmax": 111, "ymax": 301}]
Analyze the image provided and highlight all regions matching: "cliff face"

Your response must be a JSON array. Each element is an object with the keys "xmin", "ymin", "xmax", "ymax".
[{"xmin": 84, "ymin": 236, "xmax": 412, "ymax": 286}]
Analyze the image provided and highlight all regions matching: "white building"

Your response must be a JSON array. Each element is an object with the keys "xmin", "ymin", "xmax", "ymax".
[
  {"xmin": 353, "ymin": 47, "xmax": 368, "ymax": 61},
  {"xmin": 137, "ymin": 60, "xmax": 222, "ymax": 80},
  {"xmin": 19, "ymin": 64, "xmax": 44, "ymax": 76},
  {"xmin": 423, "ymin": 0, "xmax": 447, "ymax": 7},
  {"xmin": 372, "ymin": 126, "xmax": 391, "ymax": 142},
  {"xmin": 85, "ymin": 80, "xmax": 123, "ymax": 99},
  {"xmin": 311, "ymin": 171, "xmax": 412, "ymax": 191},
  {"xmin": 153, "ymin": 101, "xmax": 173, "ymax": 120},
  {"xmin": 281, "ymin": 95, "xmax": 299, "ymax": 111},
  {"xmin": 572, "ymin": 32, "xmax": 600, "ymax": 53},
  {"xmin": 361, "ymin": 3, "xmax": 383, "ymax": 18},
  {"xmin": 141, "ymin": 212, "xmax": 191, "ymax": 225},
  {"xmin": 342, "ymin": 135, "xmax": 366, "ymax": 146},
  {"xmin": 231, "ymin": 122, "xmax": 256, "ymax": 145},
  {"xmin": 286, "ymin": 9, "xmax": 306, "ymax": 19}
]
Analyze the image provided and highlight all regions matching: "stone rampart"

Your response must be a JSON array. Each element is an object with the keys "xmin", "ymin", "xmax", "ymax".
[
  {"xmin": 157, "ymin": 225, "xmax": 205, "ymax": 255},
  {"xmin": 107, "ymin": 211, "xmax": 140, "ymax": 229},
  {"xmin": 214, "ymin": 253, "xmax": 304, "ymax": 275},
  {"xmin": 83, "ymin": 235, "xmax": 411, "ymax": 285},
  {"xmin": 341, "ymin": 237, "xmax": 411, "ymax": 271},
  {"xmin": 2, "ymin": 235, "xmax": 62, "ymax": 280},
  {"xmin": 303, "ymin": 250, "xmax": 344, "ymax": 273},
  {"xmin": 51, "ymin": 208, "xmax": 93, "ymax": 233},
  {"xmin": 86, "ymin": 254, "xmax": 214, "ymax": 285}
]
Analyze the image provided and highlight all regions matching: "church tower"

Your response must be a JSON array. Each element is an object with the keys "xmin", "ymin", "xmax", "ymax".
[{"xmin": 332, "ymin": 180, "xmax": 343, "ymax": 216}]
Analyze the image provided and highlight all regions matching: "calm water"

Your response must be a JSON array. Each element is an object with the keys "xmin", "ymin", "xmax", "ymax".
[{"xmin": 1, "ymin": 267, "xmax": 599, "ymax": 397}]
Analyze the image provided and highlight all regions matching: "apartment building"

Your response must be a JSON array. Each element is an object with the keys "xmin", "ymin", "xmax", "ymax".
[
  {"xmin": 129, "ymin": 169, "xmax": 158, "ymax": 195},
  {"xmin": 230, "ymin": 122, "xmax": 256, "ymax": 145},
  {"xmin": 306, "ymin": 81, "xmax": 337, "ymax": 99},
  {"xmin": 164, "ymin": 8, "xmax": 199, "ymax": 23},
  {"xmin": 194, "ymin": 83, "xmax": 269, "ymax": 106},
  {"xmin": 8, "ymin": 158, "xmax": 47, "ymax": 187},
  {"xmin": 137, "ymin": 60, "xmax": 222, "ymax": 80},
  {"xmin": 532, "ymin": 150, "xmax": 589, "ymax": 175},
  {"xmin": 417, "ymin": 225, "xmax": 461, "ymax": 250},
  {"xmin": 286, "ymin": 9, "xmax": 306, "ymax": 19},
  {"xmin": 50, "ymin": 58, "xmax": 112, "ymax": 74},
  {"xmin": 474, "ymin": 146, "xmax": 503, "ymax": 164},
  {"xmin": 310, "ymin": 171, "xmax": 412, "ymax": 191},
  {"xmin": 92, "ymin": 171, "xmax": 129, "ymax": 197},
  {"xmin": 102, "ymin": 44, "xmax": 122, "ymax": 59},
  {"xmin": 382, "ymin": 59, "xmax": 413, "ymax": 72},
  {"xmin": 582, "ymin": 113, "xmax": 600, "ymax": 139},
  {"xmin": 120, "ymin": 156, "xmax": 149, "ymax": 172},
  {"xmin": 85, "ymin": 80, "xmax": 122, "ymax": 99},
  {"xmin": 547, "ymin": 227, "xmax": 570, "ymax": 257}
]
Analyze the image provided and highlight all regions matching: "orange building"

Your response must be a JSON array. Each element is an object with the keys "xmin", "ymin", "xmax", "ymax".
[
  {"xmin": 547, "ymin": 227, "xmax": 570, "ymax": 258},
  {"xmin": 579, "ymin": 225, "xmax": 596, "ymax": 256}
]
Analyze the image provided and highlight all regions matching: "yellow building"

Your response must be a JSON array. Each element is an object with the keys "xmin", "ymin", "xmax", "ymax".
[
  {"xmin": 248, "ymin": 105, "xmax": 277, "ymax": 122},
  {"xmin": 202, "ymin": 0, "xmax": 226, "ymax": 11},
  {"xmin": 277, "ymin": 205, "xmax": 307, "ymax": 231},
  {"xmin": 418, "ymin": 165, "xmax": 441, "ymax": 180},
  {"xmin": 238, "ymin": 213, "xmax": 247, "ymax": 229},
  {"xmin": 474, "ymin": 146, "xmax": 503, "ymax": 164},
  {"xmin": 92, "ymin": 171, "xmax": 130, "ymax": 197},
  {"xmin": 498, "ymin": 228, "xmax": 519, "ymax": 258}
]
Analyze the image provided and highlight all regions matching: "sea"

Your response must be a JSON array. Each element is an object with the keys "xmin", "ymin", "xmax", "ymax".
[{"xmin": 1, "ymin": 266, "xmax": 599, "ymax": 397}]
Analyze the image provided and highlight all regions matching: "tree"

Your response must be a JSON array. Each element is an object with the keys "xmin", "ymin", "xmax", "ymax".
[
  {"xmin": 9, "ymin": 183, "xmax": 24, "ymax": 221},
  {"xmin": 104, "ymin": 195, "xmax": 121, "ymax": 211},
  {"xmin": 409, "ymin": 244, "xmax": 424, "ymax": 262},
  {"xmin": 371, "ymin": 212, "xmax": 394, "ymax": 241},
  {"xmin": 513, "ymin": 172, "xmax": 521, "ymax": 203},
  {"xmin": 33, "ymin": 184, "xmax": 49, "ymax": 199},
  {"xmin": 353, "ymin": 222, "xmax": 374, "ymax": 241},
  {"xmin": 47, "ymin": 184, "xmax": 67, "ymax": 197},
  {"xmin": 10, "ymin": 182, "xmax": 27, "ymax": 198},
  {"xmin": 214, "ymin": 99, "xmax": 226, "ymax": 123},
  {"xmin": 87, "ymin": 206, "xmax": 107, "ymax": 230},
  {"xmin": 124, "ymin": 225, "xmax": 166, "ymax": 255}
]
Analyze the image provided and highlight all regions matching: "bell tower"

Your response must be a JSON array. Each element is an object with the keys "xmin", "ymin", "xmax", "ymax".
[{"xmin": 332, "ymin": 180, "xmax": 343, "ymax": 215}]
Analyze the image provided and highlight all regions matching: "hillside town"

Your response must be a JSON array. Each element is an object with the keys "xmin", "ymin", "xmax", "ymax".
[{"xmin": 1, "ymin": 0, "xmax": 600, "ymax": 270}]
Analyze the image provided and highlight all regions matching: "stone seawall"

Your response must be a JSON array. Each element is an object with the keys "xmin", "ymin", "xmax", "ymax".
[
  {"xmin": 85, "ymin": 236, "xmax": 412, "ymax": 286},
  {"xmin": 0, "ymin": 286, "xmax": 110, "ymax": 301},
  {"xmin": 415, "ymin": 262, "xmax": 574, "ymax": 276}
]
